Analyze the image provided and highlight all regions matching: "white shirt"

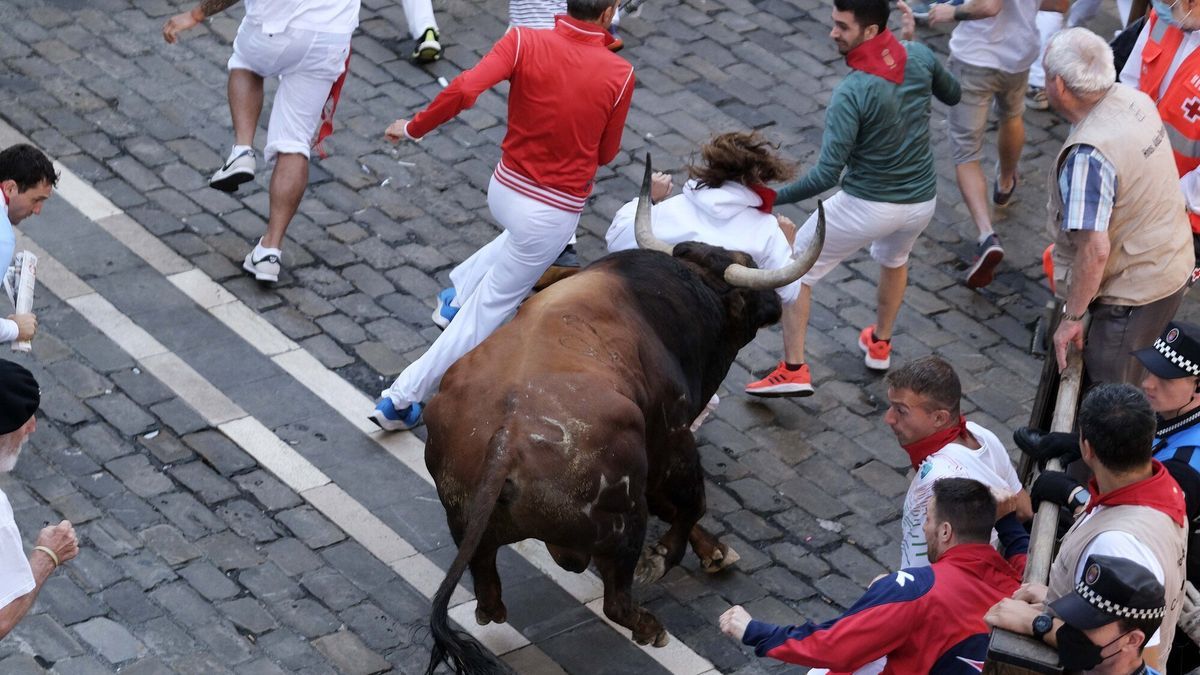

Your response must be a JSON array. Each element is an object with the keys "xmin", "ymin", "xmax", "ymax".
[
  {"xmin": 606, "ymin": 181, "xmax": 802, "ymax": 305},
  {"xmin": 0, "ymin": 203, "xmax": 19, "ymax": 344},
  {"xmin": 0, "ymin": 489, "xmax": 33, "ymax": 610},
  {"xmin": 1119, "ymin": 18, "xmax": 1200, "ymax": 213},
  {"xmin": 900, "ymin": 421, "xmax": 1024, "ymax": 569},
  {"xmin": 243, "ymin": 0, "xmax": 360, "ymax": 35},
  {"xmin": 948, "ymin": 0, "xmax": 1041, "ymax": 73},
  {"xmin": 1073, "ymin": 509, "xmax": 1166, "ymax": 647}
]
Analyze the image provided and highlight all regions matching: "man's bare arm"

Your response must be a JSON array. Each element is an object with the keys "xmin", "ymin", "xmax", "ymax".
[{"xmin": 163, "ymin": 0, "xmax": 241, "ymax": 43}]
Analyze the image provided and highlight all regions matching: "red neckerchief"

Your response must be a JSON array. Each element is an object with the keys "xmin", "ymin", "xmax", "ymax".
[
  {"xmin": 901, "ymin": 415, "xmax": 970, "ymax": 470},
  {"xmin": 845, "ymin": 28, "xmax": 906, "ymax": 85},
  {"xmin": 748, "ymin": 184, "xmax": 776, "ymax": 214},
  {"xmin": 312, "ymin": 51, "xmax": 352, "ymax": 160},
  {"xmin": 1085, "ymin": 460, "xmax": 1187, "ymax": 527}
]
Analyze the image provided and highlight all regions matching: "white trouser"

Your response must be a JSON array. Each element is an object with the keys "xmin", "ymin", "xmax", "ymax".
[
  {"xmin": 382, "ymin": 174, "xmax": 580, "ymax": 407},
  {"xmin": 1028, "ymin": 10, "xmax": 1065, "ymax": 88},
  {"xmin": 402, "ymin": 0, "xmax": 438, "ymax": 38},
  {"xmin": 1067, "ymin": 0, "xmax": 1133, "ymax": 27},
  {"xmin": 791, "ymin": 191, "xmax": 936, "ymax": 285},
  {"xmin": 228, "ymin": 21, "xmax": 350, "ymax": 163}
]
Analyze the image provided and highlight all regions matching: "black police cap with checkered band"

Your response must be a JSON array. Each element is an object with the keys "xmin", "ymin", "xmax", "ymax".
[
  {"xmin": 1048, "ymin": 554, "xmax": 1166, "ymax": 630},
  {"xmin": 1133, "ymin": 321, "xmax": 1200, "ymax": 379}
]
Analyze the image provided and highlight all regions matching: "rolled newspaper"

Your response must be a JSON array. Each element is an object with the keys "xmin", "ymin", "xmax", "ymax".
[{"xmin": 9, "ymin": 251, "xmax": 36, "ymax": 352}]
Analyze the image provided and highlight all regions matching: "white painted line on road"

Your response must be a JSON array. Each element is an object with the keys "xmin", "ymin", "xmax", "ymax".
[
  {"xmin": 5, "ymin": 117, "xmax": 716, "ymax": 674},
  {"xmin": 220, "ymin": 417, "xmax": 331, "ymax": 493}
]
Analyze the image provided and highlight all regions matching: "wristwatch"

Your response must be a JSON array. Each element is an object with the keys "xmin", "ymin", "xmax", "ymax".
[
  {"xmin": 1061, "ymin": 305, "xmax": 1085, "ymax": 322},
  {"xmin": 1032, "ymin": 612, "xmax": 1055, "ymax": 641}
]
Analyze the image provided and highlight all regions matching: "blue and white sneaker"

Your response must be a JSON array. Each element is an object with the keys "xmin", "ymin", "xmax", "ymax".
[
  {"xmin": 432, "ymin": 287, "xmax": 458, "ymax": 330},
  {"xmin": 369, "ymin": 399, "xmax": 423, "ymax": 431}
]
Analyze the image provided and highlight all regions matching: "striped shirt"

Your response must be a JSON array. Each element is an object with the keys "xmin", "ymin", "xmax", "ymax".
[
  {"xmin": 509, "ymin": 0, "xmax": 564, "ymax": 28},
  {"xmin": 1057, "ymin": 144, "xmax": 1118, "ymax": 233}
]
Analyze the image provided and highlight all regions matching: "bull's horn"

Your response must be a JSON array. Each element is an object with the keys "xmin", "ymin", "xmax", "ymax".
[
  {"xmin": 723, "ymin": 200, "xmax": 826, "ymax": 289},
  {"xmin": 633, "ymin": 153, "xmax": 674, "ymax": 255}
]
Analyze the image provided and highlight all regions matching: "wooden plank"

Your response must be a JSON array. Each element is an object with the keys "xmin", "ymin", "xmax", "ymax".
[{"xmin": 985, "ymin": 321, "xmax": 1088, "ymax": 673}]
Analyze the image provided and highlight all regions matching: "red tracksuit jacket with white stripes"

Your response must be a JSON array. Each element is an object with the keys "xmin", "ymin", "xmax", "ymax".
[
  {"xmin": 742, "ymin": 543, "xmax": 1024, "ymax": 674},
  {"xmin": 406, "ymin": 15, "xmax": 635, "ymax": 211}
]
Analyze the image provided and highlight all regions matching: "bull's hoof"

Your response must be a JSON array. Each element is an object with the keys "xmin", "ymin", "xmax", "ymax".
[
  {"xmin": 699, "ymin": 544, "xmax": 740, "ymax": 573},
  {"xmin": 634, "ymin": 543, "xmax": 669, "ymax": 586},
  {"xmin": 475, "ymin": 605, "xmax": 507, "ymax": 626},
  {"xmin": 652, "ymin": 630, "xmax": 670, "ymax": 648}
]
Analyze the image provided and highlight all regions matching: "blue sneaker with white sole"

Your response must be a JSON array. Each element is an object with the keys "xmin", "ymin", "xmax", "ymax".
[
  {"xmin": 432, "ymin": 287, "xmax": 458, "ymax": 330},
  {"xmin": 369, "ymin": 398, "xmax": 423, "ymax": 431}
]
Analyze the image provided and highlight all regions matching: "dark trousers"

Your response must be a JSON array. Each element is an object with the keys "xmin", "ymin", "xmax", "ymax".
[{"xmin": 1084, "ymin": 284, "xmax": 1187, "ymax": 386}]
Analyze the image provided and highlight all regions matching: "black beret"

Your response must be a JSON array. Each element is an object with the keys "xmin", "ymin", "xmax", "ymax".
[{"xmin": 0, "ymin": 360, "xmax": 39, "ymax": 434}]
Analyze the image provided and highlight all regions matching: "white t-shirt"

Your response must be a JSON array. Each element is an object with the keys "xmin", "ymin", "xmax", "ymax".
[
  {"xmin": 948, "ymin": 0, "xmax": 1041, "ymax": 74},
  {"xmin": 606, "ymin": 181, "xmax": 802, "ymax": 305},
  {"xmin": 1119, "ymin": 19, "xmax": 1200, "ymax": 213},
  {"xmin": 1072, "ymin": 510, "xmax": 1166, "ymax": 647},
  {"xmin": 900, "ymin": 421, "xmax": 1024, "ymax": 569},
  {"xmin": 0, "ymin": 489, "xmax": 33, "ymax": 610},
  {"xmin": 243, "ymin": 0, "xmax": 360, "ymax": 35}
]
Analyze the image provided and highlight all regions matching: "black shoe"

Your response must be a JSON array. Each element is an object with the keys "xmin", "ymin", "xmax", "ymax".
[
  {"xmin": 964, "ymin": 233, "xmax": 1004, "ymax": 289},
  {"xmin": 993, "ymin": 172, "xmax": 1018, "ymax": 206},
  {"xmin": 1013, "ymin": 427, "xmax": 1080, "ymax": 464}
]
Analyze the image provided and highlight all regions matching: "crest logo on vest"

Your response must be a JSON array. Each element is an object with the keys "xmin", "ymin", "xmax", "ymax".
[{"xmin": 1183, "ymin": 96, "xmax": 1200, "ymax": 123}]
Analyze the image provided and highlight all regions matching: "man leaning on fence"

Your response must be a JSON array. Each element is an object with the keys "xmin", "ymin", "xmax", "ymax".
[{"xmin": 1042, "ymin": 28, "xmax": 1194, "ymax": 385}]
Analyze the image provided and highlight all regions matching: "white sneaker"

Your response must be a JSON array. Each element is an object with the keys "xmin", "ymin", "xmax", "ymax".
[
  {"xmin": 243, "ymin": 246, "xmax": 281, "ymax": 282},
  {"xmin": 210, "ymin": 149, "xmax": 255, "ymax": 192}
]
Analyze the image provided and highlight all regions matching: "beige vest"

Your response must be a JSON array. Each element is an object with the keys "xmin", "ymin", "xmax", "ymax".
[
  {"xmin": 1047, "ymin": 504, "xmax": 1187, "ymax": 670},
  {"xmin": 1047, "ymin": 84, "xmax": 1194, "ymax": 306}
]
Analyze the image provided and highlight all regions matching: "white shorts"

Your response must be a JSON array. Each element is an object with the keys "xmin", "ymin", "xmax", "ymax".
[
  {"xmin": 792, "ymin": 191, "xmax": 937, "ymax": 285},
  {"xmin": 228, "ymin": 20, "xmax": 351, "ymax": 163}
]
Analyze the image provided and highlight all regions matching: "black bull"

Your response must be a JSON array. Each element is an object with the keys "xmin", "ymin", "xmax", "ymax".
[{"xmin": 422, "ymin": 169, "xmax": 825, "ymax": 674}]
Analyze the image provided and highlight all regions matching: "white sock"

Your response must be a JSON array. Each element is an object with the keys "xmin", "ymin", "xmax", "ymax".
[
  {"xmin": 229, "ymin": 145, "xmax": 253, "ymax": 162},
  {"xmin": 979, "ymin": 232, "xmax": 997, "ymax": 245},
  {"xmin": 254, "ymin": 239, "xmax": 281, "ymax": 258}
]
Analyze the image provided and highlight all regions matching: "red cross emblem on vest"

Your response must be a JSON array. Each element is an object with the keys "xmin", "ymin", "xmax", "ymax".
[{"xmin": 1184, "ymin": 96, "xmax": 1200, "ymax": 123}]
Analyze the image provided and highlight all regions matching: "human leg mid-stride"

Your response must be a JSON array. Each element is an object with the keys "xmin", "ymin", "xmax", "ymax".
[{"xmin": 371, "ymin": 175, "xmax": 579, "ymax": 431}]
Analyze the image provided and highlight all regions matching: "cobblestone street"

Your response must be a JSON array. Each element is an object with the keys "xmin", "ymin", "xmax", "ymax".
[{"xmin": 0, "ymin": 0, "xmax": 1175, "ymax": 672}]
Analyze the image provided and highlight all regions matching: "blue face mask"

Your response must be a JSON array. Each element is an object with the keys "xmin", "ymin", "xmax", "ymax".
[{"xmin": 1154, "ymin": 0, "xmax": 1182, "ymax": 26}]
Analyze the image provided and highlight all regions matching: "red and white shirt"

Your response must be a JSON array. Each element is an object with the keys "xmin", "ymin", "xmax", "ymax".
[{"xmin": 406, "ymin": 15, "xmax": 635, "ymax": 212}]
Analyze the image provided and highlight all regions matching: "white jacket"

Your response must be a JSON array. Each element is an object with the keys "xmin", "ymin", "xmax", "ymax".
[{"xmin": 606, "ymin": 180, "xmax": 800, "ymax": 304}]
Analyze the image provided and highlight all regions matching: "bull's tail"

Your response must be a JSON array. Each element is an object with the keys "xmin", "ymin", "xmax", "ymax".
[{"xmin": 426, "ymin": 427, "xmax": 517, "ymax": 675}]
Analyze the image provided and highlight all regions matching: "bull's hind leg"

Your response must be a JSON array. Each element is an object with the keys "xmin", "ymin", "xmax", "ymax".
[
  {"xmin": 469, "ymin": 545, "xmax": 508, "ymax": 625},
  {"xmin": 593, "ymin": 510, "xmax": 668, "ymax": 648}
]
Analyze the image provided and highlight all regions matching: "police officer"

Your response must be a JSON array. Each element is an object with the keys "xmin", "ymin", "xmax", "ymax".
[{"xmin": 987, "ymin": 554, "xmax": 1168, "ymax": 674}]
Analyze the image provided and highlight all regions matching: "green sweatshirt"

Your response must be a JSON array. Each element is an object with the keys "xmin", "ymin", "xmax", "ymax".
[{"xmin": 777, "ymin": 41, "xmax": 961, "ymax": 205}]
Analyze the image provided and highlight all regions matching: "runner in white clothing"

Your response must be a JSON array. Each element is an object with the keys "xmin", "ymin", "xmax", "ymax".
[
  {"xmin": 900, "ymin": 421, "xmax": 1024, "ymax": 567},
  {"xmin": 605, "ymin": 131, "xmax": 802, "ymax": 306},
  {"xmin": 883, "ymin": 355, "xmax": 1032, "ymax": 568},
  {"xmin": 163, "ymin": 0, "xmax": 360, "ymax": 283}
]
